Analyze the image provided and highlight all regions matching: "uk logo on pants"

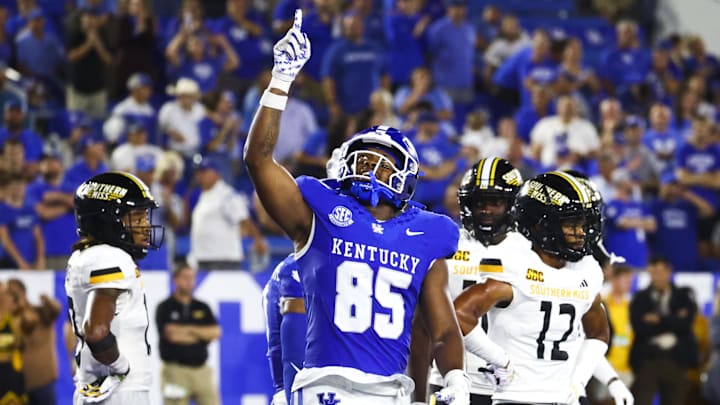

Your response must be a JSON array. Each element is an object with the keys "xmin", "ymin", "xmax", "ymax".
[{"xmin": 317, "ymin": 392, "xmax": 341, "ymax": 404}]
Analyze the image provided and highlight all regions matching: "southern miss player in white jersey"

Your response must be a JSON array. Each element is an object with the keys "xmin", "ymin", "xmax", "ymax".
[
  {"xmin": 566, "ymin": 171, "xmax": 634, "ymax": 405},
  {"xmin": 454, "ymin": 172, "xmax": 611, "ymax": 405},
  {"xmin": 65, "ymin": 172, "xmax": 163, "ymax": 404},
  {"xmin": 410, "ymin": 157, "xmax": 523, "ymax": 405}
]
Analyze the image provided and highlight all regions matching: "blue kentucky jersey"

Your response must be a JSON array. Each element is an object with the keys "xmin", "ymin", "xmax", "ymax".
[
  {"xmin": 295, "ymin": 176, "xmax": 458, "ymax": 376},
  {"xmin": 263, "ymin": 254, "xmax": 304, "ymax": 393}
]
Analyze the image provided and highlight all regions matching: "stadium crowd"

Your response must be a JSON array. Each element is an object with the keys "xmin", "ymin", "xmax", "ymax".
[{"xmin": 0, "ymin": 0, "xmax": 718, "ymax": 403}]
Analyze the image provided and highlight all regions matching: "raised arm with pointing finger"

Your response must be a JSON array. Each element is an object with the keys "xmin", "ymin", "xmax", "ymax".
[{"xmin": 244, "ymin": 10, "xmax": 469, "ymax": 405}]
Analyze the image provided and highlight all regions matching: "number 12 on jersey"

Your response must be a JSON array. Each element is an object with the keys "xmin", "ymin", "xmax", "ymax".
[
  {"xmin": 536, "ymin": 301, "xmax": 576, "ymax": 361},
  {"xmin": 334, "ymin": 260, "xmax": 412, "ymax": 339}
]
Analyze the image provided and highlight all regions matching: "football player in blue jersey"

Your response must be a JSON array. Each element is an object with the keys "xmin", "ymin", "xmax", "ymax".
[
  {"xmin": 263, "ymin": 254, "xmax": 306, "ymax": 405},
  {"xmin": 245, "ymin": 9, "xmax": 469, "ymax": 405}
]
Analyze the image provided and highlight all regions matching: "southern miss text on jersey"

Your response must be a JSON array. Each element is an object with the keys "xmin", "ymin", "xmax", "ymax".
[
  {"xmin": 293, "ymin": 176, "xmax": 458, "ymax": 382},
  {"xmin": 429, "ymin": 228, "xmax": 496, "ymax": 395},
  {"xmin": 65, "ymin": 244, "xmax": 151, "ymax": 392},
  {"xmin": 480, "ymin": 244, "xmax": 603, "ymax": 404}
]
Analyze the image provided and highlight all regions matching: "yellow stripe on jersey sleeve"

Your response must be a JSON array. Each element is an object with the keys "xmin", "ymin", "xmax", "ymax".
[
  {"xmin": 89, "ymin": 267, "xmax": 125, "ymax": 284},
  {"xmin": 479, "ymin": 258, "xmax": 504, "ymax": 273}
]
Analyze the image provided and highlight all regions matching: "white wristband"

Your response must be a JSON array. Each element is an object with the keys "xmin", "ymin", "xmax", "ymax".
[
  {"xmin": 268, "ymin": 77, "xmax": 292, "ymax": 93},
  {"xmin": 444, "ymin": 369, "xmax": 470, "ymax": 388},
  {"xmin": 108, "ymin": 353, "xmax": 130, "ymax": 375},
  {"xmin": 463, "ymin": 324, "xmax": 509, "ymax": 367},
  {"xmin": 260, "ymin": 90, "xmax": 288, "ymax": 111}
]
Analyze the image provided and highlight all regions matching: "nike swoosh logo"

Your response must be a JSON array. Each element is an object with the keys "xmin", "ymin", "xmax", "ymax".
[{"xmin": 405, "ymin": 228, "xmax": 424, "ymax": 236}]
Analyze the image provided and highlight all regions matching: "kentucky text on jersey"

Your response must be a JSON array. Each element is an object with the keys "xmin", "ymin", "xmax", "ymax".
[{"xmin": 330, "ymin": 237, "xmax": 421, "ymax": 274}]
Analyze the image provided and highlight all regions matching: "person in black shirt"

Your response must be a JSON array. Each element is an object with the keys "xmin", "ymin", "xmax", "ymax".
[
  {"xmin": 156, "ymin": 263, "xmax": 221, "ymax": 405},
  {"xmin": 629, "ymin": 256, "xmax": 698, "ymax": 405}
]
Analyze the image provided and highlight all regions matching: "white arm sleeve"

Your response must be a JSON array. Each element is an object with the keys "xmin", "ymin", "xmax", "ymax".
[
  {"xmin": 573, "ymin": 339, "xmax": 609, "ymax": 386},
  {"xmin": 463, "ymin": 324, "xmax": 509, "ymax": 367}
]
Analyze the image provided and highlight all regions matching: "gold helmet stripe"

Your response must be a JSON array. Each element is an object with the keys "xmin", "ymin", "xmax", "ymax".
[
  {"xmin": 549, "ymin": 171, "xmax": 589, "ymax": 204},
  {"xmin": 115, "ymin": 171, "xmax": 151, "ymax": 199},
  {"xmin": 474, "ymin": 158, "xmax": 486, "ymax": 186}
]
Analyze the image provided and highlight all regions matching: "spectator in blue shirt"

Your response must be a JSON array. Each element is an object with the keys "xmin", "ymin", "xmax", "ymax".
[
  {"xmin": 671, "ymin": 90, "xmax": 699, "ymax": 140},
  {"xmin": 493, "ymin": 29, "xmax": 553, "ymax": 96},
  {"xmin": 384, "ymin": 0, "xmax": 428, "ymax": 86},
  {"xmin": 26, "ymin": 152, "xmax": 76, "ymax": 270},
  {"xmin": 426, "ymin": 0, "xmax": 477, "ymax": 105},
  {"xmin": 617, "ymin": 116, "xmax": 660, "ymax": 197},
  {"xmin": 650, "ymin": 172, "xmax": 713, "ymax": 272},
  {"xmin": 198, "ymin": 90, "xmax": 241, "ymax": 184},
  {"xmin": 15, "ymin": 9, "xmax": 65, "ymax": 104},
  {"xmin": 321, "ymin": 11, "xmax": 390, "ymax": 117},
  {"xmin": 62, "ymin": 134, "xmax": 109, "ymax": 192},
  {"xmin": 295, "ymin": 113, "xmax": 357, "ymax": 178},
  {"xmin": 0, "ymin": 101, "xmax": 44, "ymax": 167},
  {"xmin": 407, "ymin": 112, "xmax": 466, "ymax": 210},
  {"xmin": 161, "ymin": 0, "xmax": 211, "ymax": 49},
  {"xmin": 683, "ymin": 35, "xmax": 719, "ymax": 79},
  {"xmin": 0, "ymin": 174, "xmax": 45, "ymax": 270},
  {"xmin": 604, "ymin": 170, "xmax": 657, "ymax": 270},
  {"xmin": 646, "ymin": 46, "xmax": 681, "ymax": 105},
  {"xmin": 166, "ymin": 31, "xmax": 240, "ymax": 94},
  {"xmin": 297, "ymin": 0, "xmax": 337, "ymax": 84},
  {"xmin": 643, "ymin": 103, "xmax": 682, "ymax": 175},
  {"xmin": 394, "ymin": 66, "xmax": 454, "ymax": 122},
  {"xmin": 600, "ymin": 19, "xmax": 651, "ymax": 95},
  {"xmin": 348, "ymin": 0, "xmax": 386, "ymax": 49},
  {"xmin": 513, "ymin": 85, "xmax": 554, "ymax": 144},
  {"xmin": 7, "ymin": 2, "xmax": 58, "ymax": 40},
  {"xmin": 212, "ymin": 0, "xmax": 271, "ymax": 95},
  {"xmin": 675, "ymin": 114, "xmax": 720, "ymax": 262},
  {"xmin": 271, "ymin": 0, "xmax": 313, "ymax": 38}
]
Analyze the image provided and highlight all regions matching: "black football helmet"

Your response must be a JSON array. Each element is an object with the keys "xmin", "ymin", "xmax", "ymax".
[
  {"xmin": 563, "ymin": 169, "xmax": 603, "ymax": 246},
  {"xmin": 458, "ymin": 157, "xmax": 523, "ymax": 245},
  {"xmin": 74, "ymin": 172, "xmax": 164, "ymax": 260},
  {"xmin": 513, "ymin": 171, "xmax": 597, "ymax": 262}
]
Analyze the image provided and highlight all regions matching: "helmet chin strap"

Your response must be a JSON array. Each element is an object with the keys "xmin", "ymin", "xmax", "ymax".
[
  {"xmin": 368, "ymin": 171, "xmax": 381, "ymax": 207},
  {"xmin": 349, "ymin": 172, "xmax": 399, "ymax": 208}
]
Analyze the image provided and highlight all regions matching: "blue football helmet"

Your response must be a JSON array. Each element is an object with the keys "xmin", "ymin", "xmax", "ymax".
[{"xmin": 336, "ymin": 126, "xmax": 420, "ymax": 207}]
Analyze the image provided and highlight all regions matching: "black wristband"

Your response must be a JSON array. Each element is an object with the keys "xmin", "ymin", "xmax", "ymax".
[
  {"xmin": 86, "ymin": 332, "xmax": 117, "ymax": 354},
  {"xmin": 607, "ymin": 376, "xmax": 620, "ymax": 387}
]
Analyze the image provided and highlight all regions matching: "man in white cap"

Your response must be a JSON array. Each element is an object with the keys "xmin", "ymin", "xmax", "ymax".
[{"xmin": 158, "ymin": 77, "xmax": 206, "ymax": 158}]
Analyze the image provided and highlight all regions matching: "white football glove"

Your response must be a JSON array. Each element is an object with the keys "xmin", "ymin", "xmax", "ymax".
[
  {"xmin": 78, "ymin": 354, "xmax": 130, "ymax": 403},
  {"xmin": 481, "ymin": 360, "xmax": 515, "ymax": 389},
  {"xmin": 608, "ymin": 378, "xmax": 634, "ymax": 405},
  {"xmin": 432, "ymin": 369, "xmax": 470, "ymax": 405},
  {"xmin": 271, "ymin": 390, "xmax": 289, "ymax": 405},
  {"xmin": 78, "ymin": 373, "xmax": 128, "ymax": 403},
  {"xmin": 272, "ymin": 9, "xmax": 311, "ymax": 84}
]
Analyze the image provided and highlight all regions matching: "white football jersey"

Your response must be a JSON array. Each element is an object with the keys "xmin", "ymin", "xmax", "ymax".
[
  {"xmin": 65, "ymin": 244, "xmax": 151, "ymax": 392},
  {"xmin": 429, "ymin": 229, "xmax": 492, "ymax": 394},
  {"xmin": 429, "ymin": 230, "xmax": 529, "ymax": 395},
  {"xmin": 481, "ymin": 243, "xmax": 603, "ymax": 404}
]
